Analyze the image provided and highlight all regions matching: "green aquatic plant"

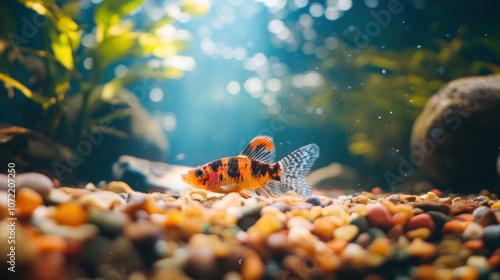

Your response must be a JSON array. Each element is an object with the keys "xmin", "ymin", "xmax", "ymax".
[{"xmin": 0, "ymin": 0, "xmax": 209, "ymax": 147}]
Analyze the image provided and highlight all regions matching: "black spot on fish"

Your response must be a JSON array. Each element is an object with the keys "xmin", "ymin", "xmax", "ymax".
[
  {"xmin": 209, "ymin": 159, "xmax": 222, "ymax": 171},
  {"xmin": 251, "ymin": 160, "xmax": 269, "ymax": 177},
  {"xmin": 271, "ymin": 163, "xmax": 281, "ymax": 180},
  {"xmin": 227, "ymin": 158, "xmax": 240, "ymax": 179},
  {"xmin": 251, "ymin": 160, "xmax": 261, "ymax": 177}
]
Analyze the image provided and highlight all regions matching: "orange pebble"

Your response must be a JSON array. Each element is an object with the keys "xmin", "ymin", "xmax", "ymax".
[
  {"xmin": 371, "ymin": 187, "xmax": 383, "ymax": 195},
  {"xmin": 393, "ymin": 212, "xmax": 410, "ymax": 225},
  {"xmin": 431, "ymin": 189, "xmax": 443, "ymax": 197},
  {"xmin": 17, "ymin": 188, "xmax": 43, "ymax": 217},
  {"xmin": 52, "ymin": 202, "xmax": 88, "ymax": 227},
  {"xmin": 144, "ymin": 196, "xmax": 163, "ymax": 214},
  {"xmin": 312, "ymin": 216, "xmax": 336, "ymax": 241},
  {"xmin": 464, "ymin": 239, "xmax": 484, "ymax": 251},
  {"xmin": 241, "ymin": 249, "xmax": 265, "ymax": 280},
  {"xmin": 327, "ymin": 239, "xmax": 348, "ymax": 255},
  {"xmin": 164, "ymin": 209, "xmax": 184, "ymax": 228},
  {"xmin": 442, "ymin": 220, "xmax": 470, "ymax": 234},
  {"xmin": 33, "ymin": 235, "xmax": 67, "ymax": 253},
  {"xmin": 412, "ymin": 265, "xmax": 439, "ymax": 280},
  {"xmin": 370, "ymin": 238, "xmax": 391, "ymax": 257},
  {"xmin": 455, "ymin": 214, "xmax": 475, "ymax": 222},
  {"xmin": 491, "ymin": 202, "xmax": 500, "ymax": 210},
  {"xmin": 489, "ymin": 255, "xmax": 500, "ymax": 268}
]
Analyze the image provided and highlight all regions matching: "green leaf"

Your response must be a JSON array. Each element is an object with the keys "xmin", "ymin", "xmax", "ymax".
[
  {"xmin": 91, "ymin": 33, "xmax": 135, "ymax": 69},
  {"xmin": 94, "ymin": 0, "xmax": 145, "ymax": 41},
  {"xmin": 0, "ymin": 72, "xmax": 33, "ymax": 98},
  {"xmin": 48, "ymin": 22, "xmax": 74, "ymax": 70},
  {"xmin": 86, "ymin": 78, "xmax": 125, "ymax": 119},
  {"xmin": 92, "ymin": 107, "xmax": 131, "ymax": 124},
  {"xmin": 0, "ymin": 72, "xmax": 52, "ymax": 108}
]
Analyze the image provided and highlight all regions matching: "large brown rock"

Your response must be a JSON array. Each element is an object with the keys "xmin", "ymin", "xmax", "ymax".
[{"xmin": 411, "ymin": 74, "xmax": 500, "ymax": 194}]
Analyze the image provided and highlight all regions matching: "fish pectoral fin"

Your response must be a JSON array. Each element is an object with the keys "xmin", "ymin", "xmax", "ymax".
[
  {"xmin": 239, "ymin": 135, "xmax": 276, "ymax": 163},
  {"xmin": 254, "ymin": 181, "xmax": 283, "ymax": 198},
  {"xmin": 220, "ymin": 184, "xmax": 240, "ymax": 193},
  {"xmin": 238, "ymin": 190, "xmax": 254, "ymax": 198}
]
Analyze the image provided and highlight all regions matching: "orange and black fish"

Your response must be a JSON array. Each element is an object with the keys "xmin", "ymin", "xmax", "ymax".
[{"xmin": 181, "ymin": 135, "xmax": 320, "ymax": 197}]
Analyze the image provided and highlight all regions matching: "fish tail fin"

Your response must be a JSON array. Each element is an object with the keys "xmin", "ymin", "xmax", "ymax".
[{"xmin": 278, "ymin": 143, "xmax": 320, "ymax": 197}]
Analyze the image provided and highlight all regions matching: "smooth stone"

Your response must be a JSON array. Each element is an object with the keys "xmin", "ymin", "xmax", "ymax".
[
  {"xmin": 466, "ymin": 255, "xmax": 490, "ymax": 271},
  {"xmin": 442, "ymin": 220, "xmax": 470, "ymax": 234},
  {"xmin": 80, "ymin": 190, "xmax": 127, "ymax": 210},
  {"xmin": 428, "ymin": 210, "xmax": 453, "ymax": 233},
  {"xmin": 453, "ymin": 266, "xmax": 479, "ymax": 280},
  {"xmin": 366, "ymin": 205, "xmax": 394, "ymax": 231},
  {"xmin": 405, "ymin": 213, "xmax": 435, "ymax": 233},
  {"xmin": 236, "ymin": 203, "xmax": 265, "ymax": 231},
  {"xmin": 392, "ymin": 212, "xmax": 410, "ymax": 226},
  {"xmin": 291, "ymin": 202, "xmax": 313, "ymax": 210},
  {"xmin": 52, "ymin": 201, "xmax": 88, "ymax": 227},
  {"xmin": 350, "ymin": 216, "xmax": 370, "ymax": 232},
  {"xmin": 483, "ymin": 225, "xmax": 500, "ymax": 249},
  {"xmin": 477, "ymin": 209, "xmax": 498, "ymax": 227},
  {"xmin": 412, "ymin": 201, "xmax": 450, "ymax": 214},
  {"xmin": 433, "ymin": 254, "xmax": 465, "ymax": 268},
  {"xmin": 88, "ymin": 208, "xmax": 128, "ymax": 238},
  {"xmin": 367, "ymin": 228, "xmax": 387, "ymax": 239},
  {"xmin": 355, "ymin": 232, "xmax": 373, "ymax": 248},
  {"xmin": 473, "ymin": 205, "xmax": 489, "ymax": 218},
  {"xmin": 212, "ymin": 192, "xmax": 244, "ymax": 210},
  {"xmin": 312, "ymin": 216, "xmax": 336, "ymax": 241},
  {"xmin": 288, "ymin": 226, "xmax": 319, "ymax": 253},
  {"xmin": 0, "ymin": 172, "xmax": 54, "ymax": 199},
  {"xmin": 370, "ymin": 238, "xmax": 391, "ymax": 258},
  {"xmin": 333, "ymin": 224, "xmax": 359, "ymax": 242},
  {"xmin": 406, "ymin": 228, "xmax": 431, "ymax": 240},
  {"xmin": 408, "ymin": 238, "xmax": 437, "ymax": 259},
  {"xmin": 462, "ymin": 222, "xmax": 484, "ymax": 240},
  {"xmin": 16, "ymin": 187, "xmax": 43, "ymax": 217},
  {"xmin": 305, "ymin": 196, "xmax": 322, "ymax": 206},
  {"xmin": 241, "ymin": 249, "xmax": 265, "ymax": 280},
  {"xmin": 46, "ymin": 189, "xmax": 71, "ymax": 204},
  {"xmin": 341, "ymin": 243, "xmax": 365, "ymax": 259},
  {"xmin": 270, "ymin": 201, "xmax": 291, "ymax": 213},
  {"xmin": 491, "ymin": 201, "xmax": 500, "ymax": 210},
  {"xmin": 387, "ymin": 194, "xmax": 401, "ymax": 204},
  {"xmin": 287, "ymin": 215, "xmax": 312, "ymax": 230},
  {"xmin": 103, "ymin": 181, "xmax": 134, "ymax": 194}
]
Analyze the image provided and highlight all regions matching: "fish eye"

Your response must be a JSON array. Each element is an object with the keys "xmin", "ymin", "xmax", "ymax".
[{"xmin": 195, "ymin": 169, "xmax": 205, "ymax": 178}]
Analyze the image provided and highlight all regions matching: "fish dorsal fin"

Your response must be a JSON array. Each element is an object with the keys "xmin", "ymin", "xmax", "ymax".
[{"xmin": 239, "ymin": 135, "xmax": 276, "ymax": 163}]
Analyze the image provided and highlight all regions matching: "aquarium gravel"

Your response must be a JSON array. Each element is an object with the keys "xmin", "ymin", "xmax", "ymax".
[{"xmin": 1, "ymin": 176, "xmax": 500, "ymax": 280}]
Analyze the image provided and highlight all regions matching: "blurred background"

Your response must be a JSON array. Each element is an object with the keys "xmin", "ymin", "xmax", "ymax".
[{"xmin": 1, "ymin": 0, "xmax": 500, "ymax": 190}]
